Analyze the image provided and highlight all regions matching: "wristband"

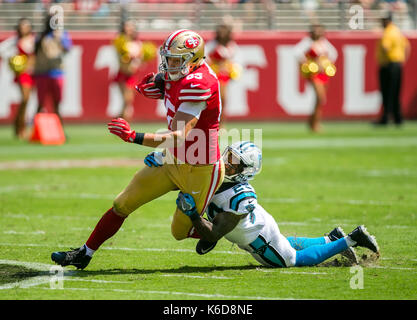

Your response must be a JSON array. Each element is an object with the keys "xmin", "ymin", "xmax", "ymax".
[{"xmin": 134, "ymin": 132, "xmax": 145, "ymax": 145}]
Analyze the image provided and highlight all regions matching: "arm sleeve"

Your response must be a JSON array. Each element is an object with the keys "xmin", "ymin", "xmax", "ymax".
[
  {"xmin": 0, "ymin": 36, "xmax": 17, "ymax": 57},
  {"xmin": 293, "ymin": 37, "xmax": 311, "ymax": 62},
  {"xmin": 227, "ymin": 191, "xmax": 258, "ymax": 216},
  {"xmin": 177, "ymin": 101, "xmax": 207, "ymax": 119},
  {"xmin": 325, "ymin": 39, "xmax": 338, "ymax": 62},
  {"xmin": 178, "ymin": 79, "xmax": 212, "ymax": 103}
]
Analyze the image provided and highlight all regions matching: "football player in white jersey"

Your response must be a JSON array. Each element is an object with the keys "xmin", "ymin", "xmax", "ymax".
[{"xmin": 174, "ymin": 141, "xmax": 380, "ymax": 267}]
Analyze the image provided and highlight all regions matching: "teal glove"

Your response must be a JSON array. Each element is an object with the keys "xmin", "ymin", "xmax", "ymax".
[{"xmin": 176, "ymin": 192, "xmax": 199, "ymax": 221}]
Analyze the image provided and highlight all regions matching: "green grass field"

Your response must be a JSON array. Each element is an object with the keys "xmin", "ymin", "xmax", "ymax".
[{"xmin": 0, "ymin": 121, "xmax": 416, "ymax": 300}]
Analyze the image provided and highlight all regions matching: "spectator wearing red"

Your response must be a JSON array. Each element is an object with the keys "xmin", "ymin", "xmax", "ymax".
[
  {"xmin": 10, "ymin": 18, "xmax": 36, "ymax": 139},
  {"xmin": 113, "ymin": 19, "xmax": 146, "ymax": 121},
  {"xmin": 293, "ymin": 24, "xmax": 338, "ymax": 133}
]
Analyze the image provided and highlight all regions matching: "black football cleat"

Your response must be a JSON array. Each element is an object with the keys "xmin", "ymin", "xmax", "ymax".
[
  {"xmin": 51, "ymin": 246, "xmax": 92, "ymax": 270},
  {"xmin": 327, "ymin": 227, "xmax": 359, "ymax": 264},
  {"xmin": 348, "ymin": 225, "xmax": 380, "ymax": 254},
  {"xmin": 196, "ymin": 240, "xmax": 217, "ymax": 255}
]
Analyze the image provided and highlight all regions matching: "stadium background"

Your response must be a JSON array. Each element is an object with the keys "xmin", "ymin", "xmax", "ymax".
[{"xmin": 0, "ymin": 0, "xmax": 416, "ymax": 124}]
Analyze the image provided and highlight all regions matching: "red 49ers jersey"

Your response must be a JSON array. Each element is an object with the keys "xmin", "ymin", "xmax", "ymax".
[{"xmin": 164, "ymin": 62, "xmax": 221, "ymax": 165}]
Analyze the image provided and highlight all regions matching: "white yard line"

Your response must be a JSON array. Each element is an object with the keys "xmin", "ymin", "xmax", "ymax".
[
  {"xmin": 0, "ymin": 260, "xmax": 131, "ymax": 290},
  {"xmin": 256, "ymin": 269, "xmax": 328, "ymax": 275},
  {"xmin": 3, "ymin": 137, "xmax": 417, "ymax": 158},
  {"xmin": 0, "ymin": 242, "xmax": 246, "ymax": 255},
  {"xmin": 368, "ymin": 266, "xmax": 417, "ymax": 271},
  {"xmin": 31, "ymin": 286, "xmax": 300, "ymax": 300},
  {"xmin": 0, "ymin": 159, "xmax": 141, "ymax": 170},
  {"xmin": 161, "ymin": 274, "xmax": 232, "ymax": 280},
  {"xmin": 3, "ymin": 230, "xmax": 45, "ymax": 235},
  {"xmin": 261, "ymin": 137, "xmax": 417, "ymax": 149},
  {"xmin": 263, "ymin": 197, "xmax": 413, "ymax": 207}
]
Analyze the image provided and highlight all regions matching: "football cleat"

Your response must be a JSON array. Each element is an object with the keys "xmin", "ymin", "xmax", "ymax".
[
  {"xmin": 51, "ymin": 246, "xmax": 92, "ymax": 270},
  {"xmin": 348, "ymin": 225, "xmax": 380, "ymax": 254},
  {"xmin": 196, "ymin": 239, "xmax": 217, "ymax": 255},
  {"xmin": 327, "ymin": 227, "xmax": 359, "ymax": 264}
]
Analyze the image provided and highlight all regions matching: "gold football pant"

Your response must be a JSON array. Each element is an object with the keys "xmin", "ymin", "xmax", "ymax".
[{"xmin": 113, "ymin": 151, "xmax": 224, "ymax": 240}]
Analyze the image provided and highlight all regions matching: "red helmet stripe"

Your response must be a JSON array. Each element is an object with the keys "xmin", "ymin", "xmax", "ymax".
[{"xmin": 165, "ymin": 29, "xmax": 190, "ymax": 50}]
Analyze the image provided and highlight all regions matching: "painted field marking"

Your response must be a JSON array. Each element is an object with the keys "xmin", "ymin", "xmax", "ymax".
[
  {"xmin": 3, "ymin": 230, "xmax": 45, "ymax": 235},
  {"xmin": 256, "ymin": 269, "xmax": 328, "ymax": 275},
  {"xmin": 0, "ymin": 260, "xmax": 131, "ymax": 290},
  {"xmin": 31, "ymin": 286, "xmax": 301, "ymax": 300},
  {"xmin": 368, "ymin": 266, "xmax": 417, "ymax": 271},
  {"xmin": 0, "ymin": 242, "xmax": 247, "ymax": 255},
  {"xmin": 3, "ymin": 136, "xmax": 417, "ymax": 158},
  {"xmin": 0, "ymin": 159, "xmax": 141, "ymax": 170},
  {"xmin": 161, "ymin": 274, "xmax": 232, "ymax": 280}
]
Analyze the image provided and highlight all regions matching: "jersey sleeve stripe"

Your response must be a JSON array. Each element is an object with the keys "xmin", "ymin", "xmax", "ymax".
[
  {"xmin": 180, "ymin": 89, "xmax": 211, "ymax": 94},
  {"xmin": 229, "ymin": 192, "xmax": 257, "ymax": 211},
  {"xmin": 201, "ymin": 160, "xmax": 222, "ymax": 214},
  {"xmin": 178, "ymin": 95, "xmax": 212, "ymax": 101}
]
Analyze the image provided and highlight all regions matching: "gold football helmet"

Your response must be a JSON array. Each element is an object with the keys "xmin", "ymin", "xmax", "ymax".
[{"xmin": 159, "ymin": 29, "xmax": 205, "ymax": 80}]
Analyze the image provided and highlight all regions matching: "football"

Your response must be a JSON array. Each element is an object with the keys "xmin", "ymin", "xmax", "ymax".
[{"xmin": 153, "ymin": 72, "xmax": 165, "ymax": 93}]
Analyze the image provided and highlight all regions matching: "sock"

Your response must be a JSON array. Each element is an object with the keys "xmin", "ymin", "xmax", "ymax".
[
  {"xmin": 85, "ymin": 207, "xmax": 126, "ymax": 251},
  {"xmin": 287, "ymin": 236, "xmax": 327, "ymax": 250},
  {"xmin": 83, "ymin": 244, "xmax": 95, "ymax": 257},
  {"xmin": 187, "ymin": 227, "xmax": 201, "ymax": 239},
  {"xmin": 345, "ymin": 236, "xmax": 357, "ymax": 247},
  {"xmin": 295, "ymin": 238, "xmax": 349, "ymax": 267}
]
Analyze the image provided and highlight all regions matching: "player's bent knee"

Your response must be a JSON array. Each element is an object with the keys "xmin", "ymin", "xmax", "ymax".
[
  {"xmin": 112, "ymin": 199, "xmax": 134, "ymax": 218},
  {"xmin": 171, "ymin": 227, "xmax": 188, "ymax": 241}
]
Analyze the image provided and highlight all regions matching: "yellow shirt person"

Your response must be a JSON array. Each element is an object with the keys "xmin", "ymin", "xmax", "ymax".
[{"xmin": 377, "ymin": 22, "xmax": 410, "ymax": 66}]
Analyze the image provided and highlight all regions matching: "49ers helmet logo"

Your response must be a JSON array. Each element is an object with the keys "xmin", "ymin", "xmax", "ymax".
[{"xmin": 185, "ymin": 36, "xmax": 200, "ymax": 49}]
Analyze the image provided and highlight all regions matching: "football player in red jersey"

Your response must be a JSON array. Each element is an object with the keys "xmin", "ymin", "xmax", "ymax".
[{"xmin": 51, "ymin": 29, "xmax": 225, "ymax": 270}]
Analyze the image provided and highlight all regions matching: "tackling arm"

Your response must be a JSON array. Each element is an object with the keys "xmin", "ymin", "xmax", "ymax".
[
  {"xmin": 191, "ymin": 211, "xmax": 243, "ymax": 243},
  {"xmin": 176, "ymin": 192, "xmax": 243, "ymax": 243}
]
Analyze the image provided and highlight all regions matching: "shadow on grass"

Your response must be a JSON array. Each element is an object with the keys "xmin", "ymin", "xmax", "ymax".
[{"xmin": 73, "ymin": 264, "xmax": 261, "ymax": 277}]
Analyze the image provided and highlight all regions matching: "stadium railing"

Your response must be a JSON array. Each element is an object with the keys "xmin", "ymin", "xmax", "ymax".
[{"xmin": 0, "ymin": 1, "xmax": 415, "ymax": 31}]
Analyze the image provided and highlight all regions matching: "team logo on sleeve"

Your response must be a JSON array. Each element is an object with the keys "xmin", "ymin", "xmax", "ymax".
[{"xmin": 185, "ymin": 37, "xmax": 200, "ymax": 49}]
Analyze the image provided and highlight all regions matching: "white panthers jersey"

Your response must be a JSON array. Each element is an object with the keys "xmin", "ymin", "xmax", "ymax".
[
  {"xmin": 205, "ymin": 181, "xmax": 297, "ymax": 268},
  {"xmin": 205, "ymin": 182, "xmax": 266, "ymax": 246}
]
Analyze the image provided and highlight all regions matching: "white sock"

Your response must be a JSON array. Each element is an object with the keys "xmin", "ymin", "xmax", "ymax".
[
  {"xmin": 324, "ymin": 236, "xmax": 331, "ymax": 244},
  {"xmin": 345, "ymin": 236, "xmax": 357, "ymax": 247},
  {"xmin": 84, "ymin": 244, "xmax": 95, "ymax": 257}
]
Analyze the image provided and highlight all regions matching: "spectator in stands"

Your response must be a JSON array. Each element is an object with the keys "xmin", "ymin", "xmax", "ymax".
[
  {"xmin": 375, "ymin": 11, "xmax": 410, "ymax": 126},
  {"xmin": 34, "ymin": 13, "xmax": 72, "ymax": 124},
  {"xmin": 293, "ymin": 24, "xmax": 338, "ymax": 133},
  {"xmin": 9, "ymin": 18, "xmax": 35, "ymax": 139},
  {"xmin": 113, "ymin": 19, "xmax": 146, "ymax": 121},
  {"xmin": 206, "ymin": 22, "xmax": 240, "ymax": 126}
]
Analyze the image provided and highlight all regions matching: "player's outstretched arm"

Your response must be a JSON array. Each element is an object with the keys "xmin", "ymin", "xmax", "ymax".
[
  {"xmin": 176, "ymin": 192, "xmax": 242, "ymax": 243},
  {"xmin": 107, "ymin": 112, "xmax": 198, "ymax": 149}
]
